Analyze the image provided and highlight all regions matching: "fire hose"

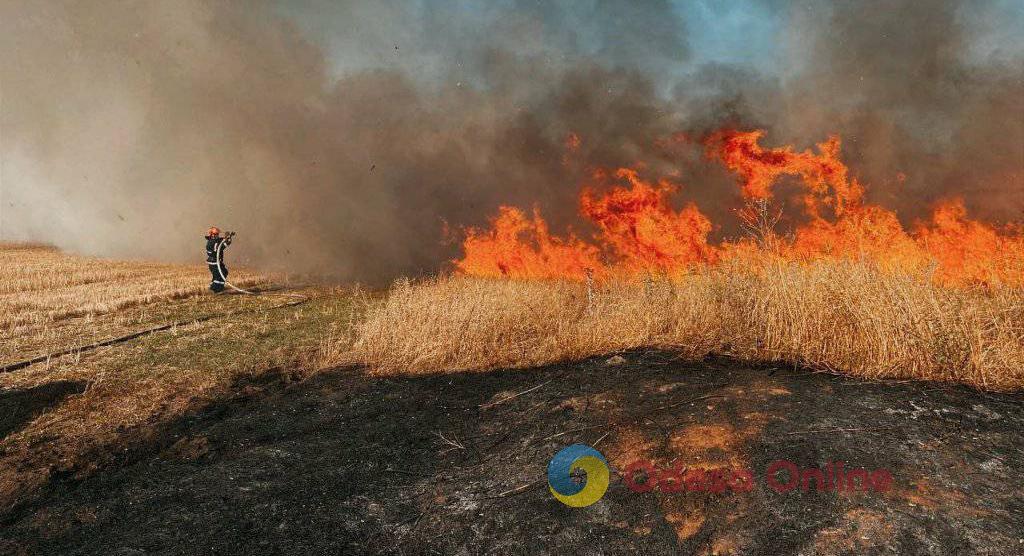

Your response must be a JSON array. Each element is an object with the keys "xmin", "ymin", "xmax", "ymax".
[
  {"xmin": 213, "ymin": 233, "xmax": 306, "ymax": 300},
  {"xmin": 212, "ymin": 232, "xmax": 256, "ymax": 295},
  {"xmin": 0, "ymin": 296, "xmax": 308, "ymax": 374}
]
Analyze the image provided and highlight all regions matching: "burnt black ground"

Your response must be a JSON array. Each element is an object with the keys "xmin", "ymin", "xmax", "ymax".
[
  {"xmin": 2, "ymin": 351, "xmax": 1023, "ymax": 555},
  {"xmin": 0, "ymin": 381, "xmax": 88, "ymax": 440}
]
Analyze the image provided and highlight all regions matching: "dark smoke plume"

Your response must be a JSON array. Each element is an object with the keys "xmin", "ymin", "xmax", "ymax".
[{"xmin": 1, "ymin": 0, "xmax": 1021, "ymax": 282}]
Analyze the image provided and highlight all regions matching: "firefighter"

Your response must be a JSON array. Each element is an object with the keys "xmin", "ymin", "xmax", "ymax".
[{"xmin": 205, "ymin": 226, "xmax": 233, "ymax": 293}]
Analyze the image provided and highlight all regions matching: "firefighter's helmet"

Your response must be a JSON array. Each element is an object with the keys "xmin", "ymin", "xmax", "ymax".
[{"xmin": 207, "ymin": 226, "xmax": 221, "ymax": 238}]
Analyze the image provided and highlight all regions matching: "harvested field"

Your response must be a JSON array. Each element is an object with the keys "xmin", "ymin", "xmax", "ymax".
[{"xmin": 0, "ymin": 245, "xmax": 269, "ymax": 333}]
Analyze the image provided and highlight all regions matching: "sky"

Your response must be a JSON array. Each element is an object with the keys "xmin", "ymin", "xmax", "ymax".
[
  {"xmin": 279, "ymin": 0, "xmax": 1023, "ymax": 86},
  {"xmin": 279, "ymin": 0, "xmax": 785, "ymax": 82}
]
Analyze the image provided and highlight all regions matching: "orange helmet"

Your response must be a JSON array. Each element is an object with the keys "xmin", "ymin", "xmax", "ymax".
[{"xmin": 207, "ymin": 226, "xmax": 221, "ymax": 238}]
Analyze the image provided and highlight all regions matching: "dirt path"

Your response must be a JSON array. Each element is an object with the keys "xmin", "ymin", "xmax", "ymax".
[{"xmin": 2, "ymin": 351, "xmax": 1022, "ymax": 555}]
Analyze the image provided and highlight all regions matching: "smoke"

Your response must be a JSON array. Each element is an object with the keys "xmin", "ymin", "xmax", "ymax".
[
  {"xmin": 775, "ymin": 0, "xmax": 1024, "ymax": 223},
  {"xmin": 1, "ymin": 0, "xmax": 1021, "ymax": 282}
]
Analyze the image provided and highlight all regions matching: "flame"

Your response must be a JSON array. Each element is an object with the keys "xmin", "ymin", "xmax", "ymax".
[
  {"xmin": 455, "ymin": 206, "xmax": 602, "ymax": 279},
  {"xmin": 709, "ymin": 130, "xmax": 863, "ymax": 213},
  {"xmin": 454, "ymin": 129, "xmax": 1024, "ymax": 287},
  {"xmin": 579, "ymin": 169, "xmax": 718, "ymax": 272},
  {"xmin": 915, "ymin": 199, "xmax": 1024, "ymax": 286}
]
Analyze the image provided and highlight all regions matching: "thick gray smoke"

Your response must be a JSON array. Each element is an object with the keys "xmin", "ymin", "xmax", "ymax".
[{"xmin": 1, "ymin": 0, "xmax": 1021, "ymax": 282}]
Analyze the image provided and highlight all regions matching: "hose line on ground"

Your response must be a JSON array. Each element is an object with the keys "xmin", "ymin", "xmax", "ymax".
[
  {"xmin": 214, "ymin": 238, "xmax": 306, "ymax": 300},
  {"xmin": 1, "ymin": 238, "xmax": 309, "ymax": 374},
  {"xmin": 0, "ymin": 296, "xmax": 308, "ymax": 374},
  {"xmin": 214, "ymin": 239, "xmax": 258, "ymax": 295}
]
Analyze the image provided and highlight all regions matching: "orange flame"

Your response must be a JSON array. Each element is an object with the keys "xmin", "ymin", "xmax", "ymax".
[
  {"xmin": 915, "ymin": 199, "xmax": 1024, "ymax": 286},
  {"xmin": 455, "ymin": 129, "xmax": 1024, "ymax": 287},
  {"xmin": 455, "ymin": 206, "xmax": 602, "ymax": 279},
  {"xmin": 579, "ymin": 169, "xmax": 718, "ymax": 272}
]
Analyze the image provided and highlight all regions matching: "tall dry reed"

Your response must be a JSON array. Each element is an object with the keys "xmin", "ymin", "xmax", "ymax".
[{"xmin": 355, "ymin": 260, "xmax": 1024, "ymax": 391}]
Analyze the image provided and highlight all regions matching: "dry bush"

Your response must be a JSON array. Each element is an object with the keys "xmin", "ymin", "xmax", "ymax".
[{"xmin": 354, "ymin": 261, "xmax": 1024, "ymax": 391}]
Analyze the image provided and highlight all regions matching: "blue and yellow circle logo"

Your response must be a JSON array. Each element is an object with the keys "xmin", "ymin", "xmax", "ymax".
[{"xmin": 547, "ymin": 444, "xmax": 610, "ymax": 507}]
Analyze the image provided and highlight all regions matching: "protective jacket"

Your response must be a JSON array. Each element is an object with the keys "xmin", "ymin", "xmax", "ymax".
[{"xmin": 206, "ymin": 236, "xmax": 231, "ymax": 292}]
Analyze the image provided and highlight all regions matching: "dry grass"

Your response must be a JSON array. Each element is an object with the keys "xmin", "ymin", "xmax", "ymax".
[
  {"xmin": 355, "ymin": 259, "xmax": 1024, "ymax": 391},
  {"xmin": 0, "ymin": 244, "xmax": 276, "ymax": 365},
  {"xmin": 0, "ymin": 245, "xmax": 269, "ymax": 330}
]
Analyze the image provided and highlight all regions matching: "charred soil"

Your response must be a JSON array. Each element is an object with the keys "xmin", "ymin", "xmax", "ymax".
[{"xmin": 2, "ymin": 351, "xmax": 1022, "ymax": 555}]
